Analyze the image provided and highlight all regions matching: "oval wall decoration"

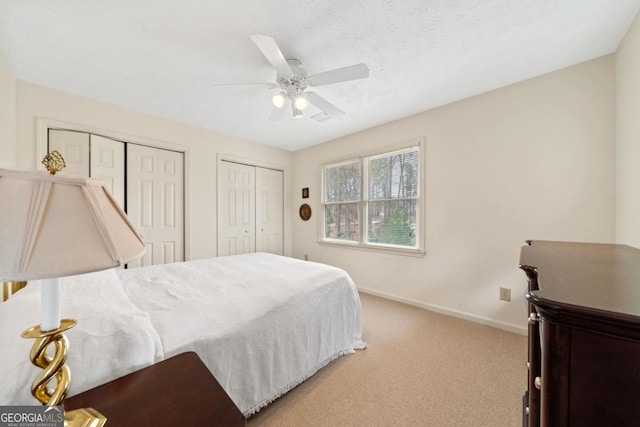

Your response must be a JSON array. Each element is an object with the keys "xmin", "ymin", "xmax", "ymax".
[{"xmin": 299, "ymin": 204, "xmax": 311, "ymax": 221}]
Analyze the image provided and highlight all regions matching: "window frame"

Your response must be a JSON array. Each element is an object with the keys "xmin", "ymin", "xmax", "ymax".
[{"xmin": 320, "ymin": 138, "xmax": 425, "ymax": 257}]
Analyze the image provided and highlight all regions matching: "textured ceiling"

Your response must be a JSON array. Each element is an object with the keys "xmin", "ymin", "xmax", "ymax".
[{"xmin": 1, "ymin": 1, "xmax": 639, "ymax": 151}]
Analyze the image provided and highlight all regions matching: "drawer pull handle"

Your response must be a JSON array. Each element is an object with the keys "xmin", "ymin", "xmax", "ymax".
[{"xmin": 535, "ymin": 377, "xmax": 541, "ymax": 390}]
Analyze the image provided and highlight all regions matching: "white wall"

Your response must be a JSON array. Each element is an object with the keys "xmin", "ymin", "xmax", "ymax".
[
  {"xmin": 616, "ymin": 12, "xmax": 640, "ymax": 247},
  {"xmin": 0, "ymin": 50, "xmax": 16, "ymax": 167},
  {"xmin": 14, "ymin": 81, "xmax": 294, "ymax": 261},
  {"xmin": 292, "ymin": 56, "xmax": 616, "ymax": 332}
]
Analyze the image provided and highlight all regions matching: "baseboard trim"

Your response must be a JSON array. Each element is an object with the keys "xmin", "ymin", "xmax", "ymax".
[{"xmin": 357, "ymin": 287, "xmax": 528, "ymax": 336}]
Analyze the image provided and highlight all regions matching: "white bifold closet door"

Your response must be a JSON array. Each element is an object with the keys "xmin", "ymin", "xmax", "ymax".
[
  {"xmin": 127, "ymin": 144, "xmax": 184, "ymax": 268},
  {"xmin": 218, "ymin": 161, "xmax": 256, "ymax": 256},
  {"xmin": 255, "ymin": 167, "xmax": 284, "ymax": 255},
  {"xmin": 218, "ymin": 160, "xmax": 283, "ymax": 257},
  {"xmin": 48, "ymin": 131, "xmax": 125, "ymax": 208}
]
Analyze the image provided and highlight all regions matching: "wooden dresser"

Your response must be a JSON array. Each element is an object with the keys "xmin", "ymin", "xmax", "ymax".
[{"xmin": 519, "ymin": 240, "xmax": 640, "ymax": 427}]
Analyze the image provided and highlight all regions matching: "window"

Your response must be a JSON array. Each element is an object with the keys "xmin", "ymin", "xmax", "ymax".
[
  {"xmin": 324, "ymin": 160, "xmax": 361, "ymax": 242},
  {"xmin": 322, "ymin": 141, "xmax": 422, "ymax": 253}
]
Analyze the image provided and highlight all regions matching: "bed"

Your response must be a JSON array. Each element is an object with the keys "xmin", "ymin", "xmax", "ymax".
[{"xmin": 0, "ymin": 252, "xmax": 365, "ymax": 417}]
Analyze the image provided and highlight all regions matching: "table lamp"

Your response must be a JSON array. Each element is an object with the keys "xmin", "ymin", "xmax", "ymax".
[{"xmin": 0, "ymin": 152, "xmax": 146, "ymax": 427}]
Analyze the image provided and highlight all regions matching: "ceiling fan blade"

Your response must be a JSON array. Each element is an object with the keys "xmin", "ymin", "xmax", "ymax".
[
  {"xmin": 306, "ymin": 92, "xmax": 345, "ymax": 117},
  {"xmin": 250, "ymin": 34, "xmax": 293, "ymax": 76},
  {"xmin": 308, "ymin": 63, "xmax": 369, "ymax": 86}
]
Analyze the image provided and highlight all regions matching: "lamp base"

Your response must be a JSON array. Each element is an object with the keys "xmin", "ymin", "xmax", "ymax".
[
  {"xmin": 22, "ymin": 320, "xmax": 76, "ymax": 405},
  {"xmin": 21, "ymin": 320, "xmax": 107, "ymax": 427},
  {"xmin": 65, "ymin": 407, "xmax": 107, "ymax": 427}
]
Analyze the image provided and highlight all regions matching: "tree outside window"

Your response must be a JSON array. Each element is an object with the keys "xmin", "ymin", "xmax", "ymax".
[
  {"xmin": 322, "ymin": 143, "xmax": 421, "ymax": 251},
  {"xmin": 324, "ymin": 161, "xmax": 360, "ymax": 242}
]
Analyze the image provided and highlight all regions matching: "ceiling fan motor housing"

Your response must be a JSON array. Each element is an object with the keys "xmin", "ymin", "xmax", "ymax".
[{"xmin": 278, "ymin": 59, "xmax": 308, "ymax": 95}]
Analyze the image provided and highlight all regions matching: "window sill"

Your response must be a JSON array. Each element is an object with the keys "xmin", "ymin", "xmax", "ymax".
[{"xmin": 318, "ymin": 240, "xmax": 426, "ymax": 258}]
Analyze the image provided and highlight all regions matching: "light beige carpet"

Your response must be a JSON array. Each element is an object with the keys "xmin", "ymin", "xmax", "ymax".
[{"xmin": 247, "ymin": 292, "xmax": 527, "ymax": 427}]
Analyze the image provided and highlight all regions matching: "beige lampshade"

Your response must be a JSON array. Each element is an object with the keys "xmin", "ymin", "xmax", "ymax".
[{"xmin": 0, "ymin": 168, "xmax": 145, "ymax": 281}]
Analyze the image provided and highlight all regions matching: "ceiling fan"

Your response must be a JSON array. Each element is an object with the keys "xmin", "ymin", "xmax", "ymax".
[{"xmin": 238, "ymin": 34, "xmax": 369, "ymax": 122}]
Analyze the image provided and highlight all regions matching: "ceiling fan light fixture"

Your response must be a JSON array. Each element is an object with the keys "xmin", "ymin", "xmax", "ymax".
[
  {"xmin": 294, "ymin": 95, "xmax": 308, "ymax": 110},
  {"xmin": 272, "ymin": 92, "xmax": 286, "ymax": 108}
]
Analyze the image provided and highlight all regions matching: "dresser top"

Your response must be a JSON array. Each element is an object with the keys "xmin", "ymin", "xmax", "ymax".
[{"xmin": 520, "ymin": 240, "xmax": 640, "ymax": 319}]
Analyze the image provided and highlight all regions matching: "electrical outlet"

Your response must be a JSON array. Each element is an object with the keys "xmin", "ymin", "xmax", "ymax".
[{"xmin": 499, "ymin": 287, "xmax": 511, "ymax": 302}]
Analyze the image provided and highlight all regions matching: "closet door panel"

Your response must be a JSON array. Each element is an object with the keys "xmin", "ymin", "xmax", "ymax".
[
  {"xmin": 127, "ymin": 144, "xmax": 184, "ymax": 267},
  {"xmin": 127, "ymin": 144, "xmax": 157, "ymax": 268},
  {"xmin": 218, "ymin": 161, "xmax": 256, "ymax": 257},
  {"xmin": 256, "ymin": 168, "xmax": 283, "ymax": 255},
  {"xmin": 157, "ymin": 149, "xmax": 184, "ymax": 264},
  {"xmin": 90, "ymin": 135, "xmax": 125, "ymax": 208},
  {"xmin": 139, "ymin": 180, "xmax": 155, "ymax": 227},
  {"xmin": 48, "ymin": 130, "xmax": 90, "ymax": 177}
]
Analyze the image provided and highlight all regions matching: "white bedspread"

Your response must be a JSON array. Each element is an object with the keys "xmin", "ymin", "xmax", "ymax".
[
  {"xmin": 116, "ymin": 252, "xmax": 365, "ymax": 416},
  {"xmin": 0, "ymin": 254, "xmax": 364, "ymax": 417}
]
